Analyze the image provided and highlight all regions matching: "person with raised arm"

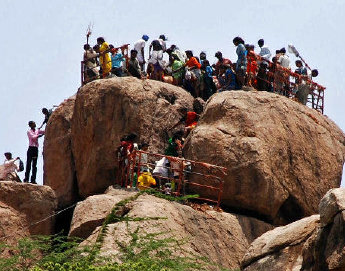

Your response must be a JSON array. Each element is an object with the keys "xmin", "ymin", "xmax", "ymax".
[{"xmin": 23, "ymin": 121, "xmax": 44, "ymax": 184}]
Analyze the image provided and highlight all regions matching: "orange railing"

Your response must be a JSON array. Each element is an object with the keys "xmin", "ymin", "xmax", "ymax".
[
  {"xmin": 116, "ymin": 150, "xmax": 227, "ymax": 208},
  {"xmin": 249, "ymin": 53, "xmax": 326, "ymax": 113}
]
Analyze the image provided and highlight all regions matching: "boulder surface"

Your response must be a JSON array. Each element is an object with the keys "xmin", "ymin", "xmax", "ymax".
[
  {"xmin": 47, "ymin": 78, "xmax": 194, "ymax": 200},
  {"xmin": 183, "ymin": 91, "xmax": 345, "ymax": 224},
  {"xmin": 70, "ymin": 188, "xmax": 272, "ymax": 270},
  {"xmin": 0, "ymin": 182, "xmax": 57, "ymax": 241},
  {"xmin": 241, "ymin": 215, "xmax": 320, "ymax": 271},
  {"xmin": 43, "ymin": 95, "xmax": 77, "ymax": 208}
]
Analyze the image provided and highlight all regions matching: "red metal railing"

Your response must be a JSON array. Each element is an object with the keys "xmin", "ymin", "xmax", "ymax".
[
  {"xmin": 116, "ymin": 150, "xmax": 227, "ymax": 208},
  {"xmin": 249, "ymin": 53, "xmax": 326, "ymax": 114}
]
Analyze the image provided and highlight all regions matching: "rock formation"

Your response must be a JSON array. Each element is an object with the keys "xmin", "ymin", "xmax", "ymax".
[
  {"xmin": 241, "ymin": 188, "xmax": 345, "ymax": 271},
  {"xmin": 69, "ymin": 187, "xmax": 272, "ymax": 270},
  {"xmin": 0, "ymin": 182, "xmax": 57, "ymax": 243},
  {"xmin": 241, "ymin": 215, "xmax": 320, "ymax": 271},
  {"xmin": 301, "ymin": 188, "xmax": 345, "ymax": 271},
  {"xmin": 44, "ymin": 77, "xmax": 194, "ymax": 206},
  {"xmin": 183, "ymin": 91, "xmax": 345, "ymax": 224},
  {"xmin": 43, "ymin": 96, "xmax": 77, "ymax": 208}
]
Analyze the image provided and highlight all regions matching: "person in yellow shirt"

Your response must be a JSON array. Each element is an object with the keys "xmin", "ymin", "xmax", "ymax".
[
  {"xmin": 97, "ymin": 37, "xmax": 112, "ymax": 78},
  {"xmin": 137, "ymin": 170, "xmax": 156, "ymax": 191}
]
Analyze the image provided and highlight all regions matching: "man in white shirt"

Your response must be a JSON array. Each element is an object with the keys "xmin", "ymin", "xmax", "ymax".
[
  {"xmin": 278, "ymin": 47, "xmax": 290, "ymax": 68},
  {"xmin": 133, "ymin": 35, "xmax": 149, "ymax": 71},
  {"xmin": 258, "ymin": 39, "xmax": 271, "ymax": 63},
  {"xmin": 0, "ymin": 152, "xmax": 20, "ymax": 182}
]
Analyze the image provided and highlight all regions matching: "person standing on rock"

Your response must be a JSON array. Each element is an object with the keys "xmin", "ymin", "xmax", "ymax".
[
  {"xmin": 134, "ymin": 35, "xmax": 149, "ymax": 71},
  {"xmin": 233, "ymin": 37, "xmax": 247, "ymax": 88},
  {"xmin": 97, "ymin": 37, "xmax": 112, "ymax": 78},
  {"xmin": 23, "ymin": 121, "xmax": 44, "ymax": 184}
]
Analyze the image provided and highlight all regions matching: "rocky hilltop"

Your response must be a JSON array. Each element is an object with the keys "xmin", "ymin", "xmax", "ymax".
[
  {"xmin": 184, "ymin": 91, "xmax": 345, "ymax": 224},
  {"xmin": 1, "ymin": 77, "xmax": 345, "ymax": 270}
]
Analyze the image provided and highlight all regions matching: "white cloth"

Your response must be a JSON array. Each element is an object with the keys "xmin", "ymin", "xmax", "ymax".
[
  {"xmin": 278, "ymin": 54, "xmax": 290, "ymax": 68},
  {"xmin": 173, "ymin": 49, "xmax": 187, "ymax": 63},
  {"xmin": 84, "ymin": 49, "xmax": 99, "ymax": 75},
  {"xmin": 159, "ymin": 39, "xmax": 167, "ymax": 52},
  {"xmin": 134, "ymin": 38, "xmax": 146, "ymax": 63},
  {"xmin": 0, "ymin": 159, "xmax": 18, "ymax": 180},
  {"xmin": 153, "ymin": 157, "xmax": 169, "ymax": 177},
  {"xmin": 259, "ymin": 46, "xmax": 271, "ymax": 61},
  {"xmin": 148, "ymin": 50, "xmax": 165, "ymax": 68}
]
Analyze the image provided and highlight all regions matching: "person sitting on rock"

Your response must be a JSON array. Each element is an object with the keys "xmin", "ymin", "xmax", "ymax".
[
  {"xmin": 137, "ymin": 169, "xmax": 156, "ymax": 191},
  {"xmin": 218, "ymin": 64, "xmax": 239, "ymax": 92},
  {"xmin": 0, "ymin": 152, "xmax": 21, "ymax": 182},
  {"xmin": 128, "ymin": 50, "xmax": 142, "ymax": 79},
  {"xmin": 214, "ymin": 51, "xmax": 232, "ymax": 78}
]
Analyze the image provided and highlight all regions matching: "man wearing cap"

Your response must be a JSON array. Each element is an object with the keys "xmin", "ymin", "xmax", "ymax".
[{"xmin": 134, "ymin": 35, "xmax": 149, "ymax": 71}]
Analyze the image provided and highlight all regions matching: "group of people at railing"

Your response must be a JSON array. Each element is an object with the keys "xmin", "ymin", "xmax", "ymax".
[
  {"xmin": 114, "ymin": 103, "xmax": 224, "ymax": 202},
  {"xmin": 83, "ymin": 35, "xmax": 324, "ymax": 108}
]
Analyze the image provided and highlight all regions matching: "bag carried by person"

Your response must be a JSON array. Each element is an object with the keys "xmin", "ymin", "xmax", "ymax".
[{"xmin": 18, "ymin": 159, "xmax": 24, "ymax": 172}]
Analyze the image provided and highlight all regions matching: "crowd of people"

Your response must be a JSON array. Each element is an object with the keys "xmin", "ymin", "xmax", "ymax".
[
  {"xmin": 83, "ymin": 35, "xmax": 321, "ymax": 105},
  {"xmin": 0, "ymin": 108, "xmax": 53, "ymax": 183},
  {"xmin": 116, "ymin": 103, "xmax": 201, "ymax": 193}
]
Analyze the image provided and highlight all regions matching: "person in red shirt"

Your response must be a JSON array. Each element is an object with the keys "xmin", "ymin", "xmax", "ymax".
[
  {"xmin": 246, "ymin": 45, "xmax": 258, "ymax": 87},
  {"xmin": 214, "ymin": 51, "xmax": 232, "ymax": 77},
  {"xmin": 184, "ymin": 50, "xmax": 202, "ymax": 98},
  {"xmin": 170, "ymin": 108, "xmax": 200, "ymax": 138}
]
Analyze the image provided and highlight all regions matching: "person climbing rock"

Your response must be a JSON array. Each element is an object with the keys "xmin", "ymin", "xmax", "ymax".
[{"xmin": 23, "ymin": 121, "xmax": 44, "ymax": 184}]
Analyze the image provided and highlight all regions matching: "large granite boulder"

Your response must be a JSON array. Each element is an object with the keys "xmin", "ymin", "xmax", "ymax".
[
  {"xmin": 43, "ymin": 77, "xmax": 194, "ymax": 204},
  {"xmin": 241, "ymin": 188, "xmax": 345, "ymax": 271},
  {"xmin": 43, "ymin": 96, "xmax": 77, "ymax": 208},
  {"xmin": 301, "ymin": 188, "xmax": 345, "ymax": 271},
  {"xmin": 183, "ymin": 91, "xmax": 345, "ymax": 224},
  {"xmin": 0, "ymin": 182, "xmax": 57, "ymax": 242},
  {"xmin": 241, "ymin": 215, "xmax": 320, "ymax": 271},
  {"xmin": 70, "ymin": 188, "xmax": 272, "ymax": 270}
]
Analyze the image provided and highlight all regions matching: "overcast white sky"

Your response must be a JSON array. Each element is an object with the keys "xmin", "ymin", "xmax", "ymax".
[{"xmin": 0, "ymin": 0, "xmax": 344, "ymax": 185}]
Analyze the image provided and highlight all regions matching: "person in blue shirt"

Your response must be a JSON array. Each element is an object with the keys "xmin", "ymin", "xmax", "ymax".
[
  {"xmin": 233, "ymin": 36, "xmax": 247, "ymax": 88},
  {"xmin": 111, "ymin": 48, "xmax": 125, "ymax": 77},
  {"xmin": 218, "ymin": 64, "xmax": 239, "ymax": 91},
  {"xmin": 201, "ymin": 59, "xmax": 216, "ymax": 100}
]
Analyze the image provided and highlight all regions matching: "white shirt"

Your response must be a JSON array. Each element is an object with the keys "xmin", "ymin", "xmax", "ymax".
[
  {"xmin": 153, "ymin": 157, "xmax": 169, "ymax": 177},
  {"xmin": 278, "ymin": 54, "xmax": 290, "ymax": 68},
  {"xmin": 134, "ymin": 39, "xmax": 146, "ymax": 63},
  {"xmin": 0, "ymin": 159, "xmax": 18, "ymax": 179},
  {"xmin": 259, "ymin": 46, "xmax": 271, "ymax": 61},
  {"xmin": 158, "ymin": 39, "xmax": 167, "ymax": 52}
]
